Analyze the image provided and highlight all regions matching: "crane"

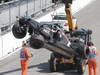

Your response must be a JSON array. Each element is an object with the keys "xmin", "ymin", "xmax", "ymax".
[
  {"xmin": 52, "ymin": 0, "xmax": 78, "ymax": 31},
  {"xmin": 12, "ymin": 0, "xmax": 93, "ymax": 74}
]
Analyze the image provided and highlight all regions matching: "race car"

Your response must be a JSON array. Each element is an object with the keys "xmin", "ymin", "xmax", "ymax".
[
  {"xmin": 12, "ymin": 17, "xmax": 92, "ymax": 74},
  {"xmin": 40, "ymin": 21, "xmax": 69, "ymax": 33}
]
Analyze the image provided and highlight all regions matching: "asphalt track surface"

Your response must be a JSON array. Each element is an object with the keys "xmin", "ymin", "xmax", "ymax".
[{"xmin": 0, "ymin": 0, "xmax": 100, "ymax": 75}]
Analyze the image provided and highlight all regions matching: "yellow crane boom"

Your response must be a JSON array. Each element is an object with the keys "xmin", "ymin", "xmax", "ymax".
[{"xmin": 52, "ymin": 0, "xmax": 78, "ymax": 31}]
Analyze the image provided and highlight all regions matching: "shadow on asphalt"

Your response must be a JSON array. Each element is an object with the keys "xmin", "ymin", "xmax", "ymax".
[
  {"xmin": 35, "ymin": 62, "xmax": 82, "ymax": 75},
  {"xmin": 0, "ymin": 62, "xmax": 50, "ymax": 75},
  {"xmin": 0, "ymin": 62, "xmax": 82, "ymax": 75},
  {"xmin": 31, "ymin": 62, "xmax": 82, "ymax": 75},
  {"xmin": 63, "ymin": 72, "xmax": 82, "ymax": 75},
  {"xmin": 29, "ymin": 62, "xmax": 51, "ymax": 73}
]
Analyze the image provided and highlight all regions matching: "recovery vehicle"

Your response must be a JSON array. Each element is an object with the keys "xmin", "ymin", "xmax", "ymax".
[{"xmin": 12, "ymin": 0, "xmax": 92, "ymax": 74}]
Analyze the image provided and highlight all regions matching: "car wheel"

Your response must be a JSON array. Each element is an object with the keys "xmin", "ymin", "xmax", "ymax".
[{"xmin": 12, "ymin": 24, "xmax": 27, "ymax": 39}]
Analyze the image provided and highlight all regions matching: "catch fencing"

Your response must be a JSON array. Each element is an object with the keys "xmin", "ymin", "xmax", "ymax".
[{"xmin": 0, "ymin": 0, "xmax": 55, "ymax": 35}]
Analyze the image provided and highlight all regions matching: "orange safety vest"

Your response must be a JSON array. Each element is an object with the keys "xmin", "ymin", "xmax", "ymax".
[
  {"xmin": 20, "ymin": 47, "xmax": 32, "ymax": 60},
  {"xmin": 88, "ymin": 46, "xmax": 97, "ymax": 59},
  {"xmin": 20, "ymin": 48, "xmax": 27, "ymax": 60}
]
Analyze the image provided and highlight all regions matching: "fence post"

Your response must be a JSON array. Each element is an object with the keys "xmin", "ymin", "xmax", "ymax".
[
  {"xmin": 9, "ymin": 3, "xmax": 11, "ymax": 29},
  {"xmin": 18, "ymin": 0, "xmax": 21, "ymax": 17},
  {"xmin": 26, "ymin": 0, "xmax": 29, "ymax": 16},
  {"xmin": 45, "ymin": 0, "xmax": 46, "ymax": 8},
  {"xmin": 40, "ymin": 0, "xmax": 42, "ymax": 10},
  {"xmin": 33, "ymin": 0, "xmax": 35, "ymax": 12}
]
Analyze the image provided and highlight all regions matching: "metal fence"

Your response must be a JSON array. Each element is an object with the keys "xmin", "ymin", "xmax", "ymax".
[{"xmin": 0, "ymin": 0, "xmax": 54, "ymax": 35}]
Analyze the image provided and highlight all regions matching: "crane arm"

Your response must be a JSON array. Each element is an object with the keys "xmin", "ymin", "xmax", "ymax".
[{"xmin": 52, "ymin": 0, "xmax": 78, "ymax": 31}]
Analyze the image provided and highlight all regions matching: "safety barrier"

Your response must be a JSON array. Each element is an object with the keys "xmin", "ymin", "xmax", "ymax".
[{"xmin": 0, "ymin": 0, "xmax": 54, "ymax": 30}]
